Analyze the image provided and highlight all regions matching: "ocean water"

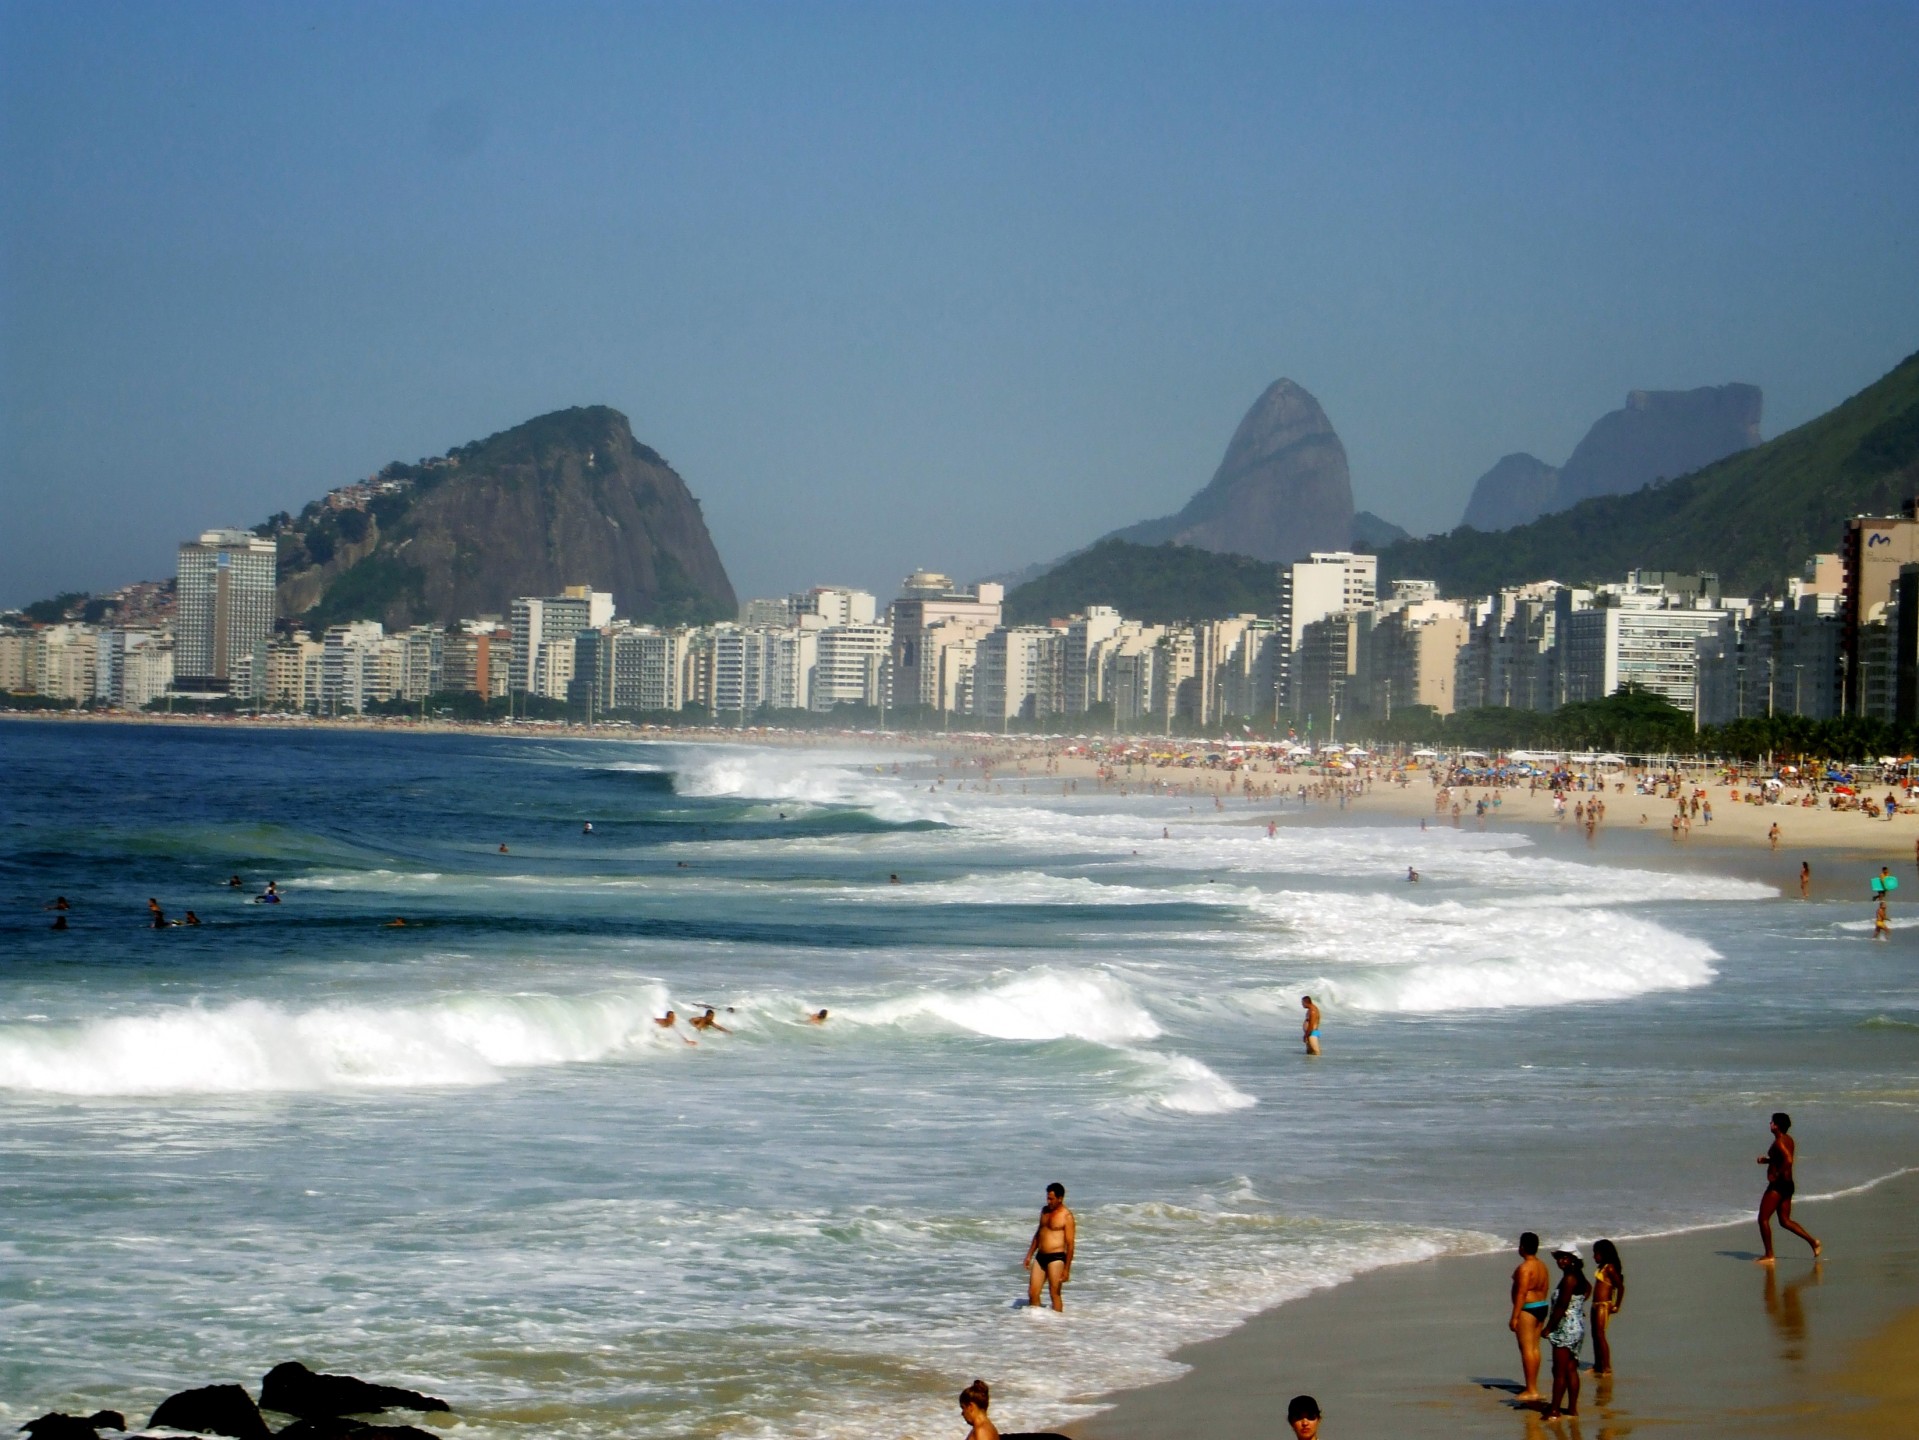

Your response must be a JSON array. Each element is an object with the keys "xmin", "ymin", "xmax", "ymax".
[{"xmin": 2, "ymin": 721, "xmax": 1916, "ymax": 1437}]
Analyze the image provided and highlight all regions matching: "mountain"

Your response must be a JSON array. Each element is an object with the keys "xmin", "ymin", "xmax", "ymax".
[
  {"xmin": 1554, "ymin": 382, "xmax": 1762, "ymax": 507},
  {"xmin": 1381, "ymin": 351, "xmax": 1919, "ymax": 597},
  {"xmin": 1351, "ymin": 510, "xmax": 1410, "ymax": 549},
  {"xmin": 1104, "ymin": 380, "xmax": 1355, "ymax": 564},
  {"xmin": 1459, "ymin": 453, "xmax": 1560, "ymax": 530},
  {"xmin": 1455, "ymin": 385, "xmax": 1761, "ymax": 530},
  {"xmin": 276, "ymin": 406, "xmax": 736, "ymax": 630},
  {"xmin": 1002, "ymin": 539, "xmax": 1279, "ymax": 627}
]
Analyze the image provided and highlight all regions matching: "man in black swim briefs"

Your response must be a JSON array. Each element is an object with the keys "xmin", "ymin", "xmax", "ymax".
[{"xmin": 1022, "ymin": 1182, "xmax": 1075, "ymax": 1312}]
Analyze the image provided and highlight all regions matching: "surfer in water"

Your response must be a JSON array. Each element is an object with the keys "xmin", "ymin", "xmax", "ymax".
[
  {"xmin": 806, "ymin": 1008, "xmax": 829, "ymax": 1025},
  {"xmin": 690, "ymin": 1007, "xmax": 731, "ymax": 1034}
]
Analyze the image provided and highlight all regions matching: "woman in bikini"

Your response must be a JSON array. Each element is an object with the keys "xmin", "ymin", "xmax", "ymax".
[
  {"xmin": 1589, "ymin": 1238, "xmax": 1624, "ymax": 1376},
  {"xmin": 1757, "ymin": 1112, "xmax": 1821, "ymax": 1262}
]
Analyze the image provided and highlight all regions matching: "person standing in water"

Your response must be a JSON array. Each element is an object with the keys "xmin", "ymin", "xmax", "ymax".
[
  {"xmin": 1800, "ymin": 862, "xmax": 1811, "ymax": 899},
  {"xmin": 1508, "ymin": 1231, "xmax": 1551, "ymax": 1404},
  {"xmin": 1301, "ymin": 995, "xmax": 1321, "ymax": 1055},
  {"xmin": 1757, "ymin": 1112, "xmax": 1821, "ymax": 1262},
  {"xmin": 1875, "ymin": 896, "xmax": 1891, "ymax": 938},
  {"xmin": 1021, "ymin": 1182, "xmax": 1075, "ymax": 1312}
]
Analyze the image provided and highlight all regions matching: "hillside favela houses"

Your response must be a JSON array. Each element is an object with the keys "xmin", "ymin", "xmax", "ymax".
[{"xmin": 15, "ymin": 507, "xmax": 1919, "ymax": 735}]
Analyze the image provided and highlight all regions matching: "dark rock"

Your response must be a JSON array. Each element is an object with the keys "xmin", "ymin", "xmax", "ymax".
[
  {"xmin": 1351, "ymin": 509, "xmax": 1410, "ymax": 549},
  {"xmin": 274, "ymin": 1423, "xmax": 441, "ymax": 1440},
  {"xmin": 278, "ymin": 405, "xmax": 737, "ymax": 628},
  {"xmin": 146, "ymin": 1386, "xmax": 271, "ymax": 1440},
  {"xmin": 1459, "ymin": 452, "xmax": 1560, "ymax": 530},
  {"xmin": 259, "ymin": 1363, "xmax": 449, "ymax": 1419},
  {"xmin": 1107, "ymin": 379, "xmax": 1355, "ymax": 565},
  {"xmin": 1552, "ymin": 383, "xmax": 1762, "ymax": 509},
  {"xmin": 20, "ymin": 1413, "xmax": 126, "ymax": 1440}
]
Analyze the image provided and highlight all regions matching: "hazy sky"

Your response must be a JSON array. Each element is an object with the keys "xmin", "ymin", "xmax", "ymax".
[{"xmin": 4, "ymin": 1, "xmax": 1917, "ymax": 609}]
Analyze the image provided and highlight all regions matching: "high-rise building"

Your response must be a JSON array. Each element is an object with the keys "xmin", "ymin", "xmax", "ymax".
[
  {"xmin": 1561, "ymin": 581, "xmax": 1743, "ymax": 712},
  {"xmin": 889, "ymin": 574, "xmax": 1003, "ymax": 700},
  {"xmin": 814, "ymin": 623, "xmax": 894, "ymax": 710},
  {"xmin": 175, "ymin": 529, "xmax": 277, "ymax": 691},
  {"xmin": 1276, "ymin": 553, "xmax": 1376, "ymax": 708},
  {"xmin": 509, "ymin": 590, "xmax": 609, "ymax": 693},
  {"xmin": 1841, "ymin": 509, "xmax": 1919, "ymax": 714}
]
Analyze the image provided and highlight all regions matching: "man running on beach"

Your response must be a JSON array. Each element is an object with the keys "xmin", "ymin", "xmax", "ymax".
[
  {"xmin": 1509, "ymin": 1231, "xmax": 1551, "ymax": 1403},
  {"xmin": 1301, "ymin": 995, "xmax": 1322, "ymax": 1055},
  {"xmin": 1022, "ymin": 1182, "xmax": 1075, "ymax": 1312}
]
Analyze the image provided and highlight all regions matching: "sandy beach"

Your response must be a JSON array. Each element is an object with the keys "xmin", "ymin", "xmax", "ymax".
[{"xmin": 1073, "ymin": 1169, "xmax": 1919, "ymax": 1440}]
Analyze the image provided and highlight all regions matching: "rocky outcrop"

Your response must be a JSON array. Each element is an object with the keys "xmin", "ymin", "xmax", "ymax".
[
  {"xmin": 1459, "ymin": 453, "xmax": 1560, "ymax": 530},
  {"xmin": 1106, "ymin": 380, "xmax": 1355, "ymax": 565},
  {"xmin": 259, "ymin": 1363, "xmax": 448, "ymax": 1420},
  {"xmin": 277, "ymin": 406, "xmax": 736, "ymax": 629},
  {"xmin": 1554, "ymin": 383, "xmax": 1762, "ymax": 508},
  {"xmin": 1351, "ymin": 510, "xmax": 1409, "ymax": 549},
  {"xmin": 21, "ymin": 1413, "xmax": 125, "ymax": 1440},
  {"xmin": 146, "ymin": 1386, "xmax": 272, "ymax": 1440}
]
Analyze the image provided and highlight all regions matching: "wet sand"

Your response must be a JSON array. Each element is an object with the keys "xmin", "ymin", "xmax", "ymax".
[{"xmin": 1073, "ymin": 1170, "xmax": 1919, "ymax": 1440}]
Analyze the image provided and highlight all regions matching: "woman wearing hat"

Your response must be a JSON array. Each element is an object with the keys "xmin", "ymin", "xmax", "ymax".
[{"xmin": 1543, "ymin": 1242, "xmax": 1591, "ymax": 1420}]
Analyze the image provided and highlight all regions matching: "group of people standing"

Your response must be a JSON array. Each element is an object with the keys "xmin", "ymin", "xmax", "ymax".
[{"xmin": 1504, "ymin": 1111, "xmax": 1819, "ymax": 1421}]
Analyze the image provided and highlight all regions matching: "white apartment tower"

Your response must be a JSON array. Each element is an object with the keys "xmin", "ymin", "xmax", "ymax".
[
  {"xmin": 176, "ymin": 529, "xmax": 278, "ymax": 690},
  {"xmin": 1277, "ymin": 552, "xmax": 1377, "ymax": 708}
]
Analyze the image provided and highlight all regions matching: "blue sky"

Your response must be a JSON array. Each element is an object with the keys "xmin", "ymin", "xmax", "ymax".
[{"xmin": 3, "ymin": 0, "xmax": 1916, "ymax": 607}]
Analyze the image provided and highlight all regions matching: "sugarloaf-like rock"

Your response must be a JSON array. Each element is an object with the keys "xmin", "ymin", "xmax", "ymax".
[
  {"xmin": 1459, "ymin": 452, "xmax": 1561, "ymax": 531},
  {"xmin": 276, "ymin": 406, "xmax": 736, "ymax": 629},
  {"xmin": 1106, "ymin": 379, "xmax": 1355, "ymax": 565}
]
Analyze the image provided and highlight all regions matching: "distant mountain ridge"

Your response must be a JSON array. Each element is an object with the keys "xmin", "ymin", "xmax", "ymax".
[
  {"xmin": 1104, "ymin": 379, "xmax": 1355, "ymax": 563},
  {"xmin": 1384, "ymin": 352, "xmax": 1919, "ymax": 596},
  {"xmin": 1459, "ymin": 383, "xmax": 1762, "ymax": 529},
  {"xmin": 275, "ymin": 406, "xmax": 736, "ymax": 630}
]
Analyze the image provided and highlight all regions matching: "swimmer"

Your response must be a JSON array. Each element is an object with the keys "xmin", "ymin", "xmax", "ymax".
[
  {"xmin": 43, "ymin": 896, "xmax": 70, "ymax": 912},
  {"xmin": 499, "ymin": 843, "xmax": 509, "ymax": 854},
  {"xmin": 385, "ymin": 917, "xmax": 408, "ymax": 927},
  {"xmin": 1408, "ymin": 866, "xmax": 1419, "ymax": 882},
  {"xmin": 690, "ymin": 1007, "xmax": 731, "ymax": 1034},
  {"xmin": 148, "ymin": 898, "xmax": 166, "ymax": 929},
  {"xmin": 806, "ymin": 1008, "xmax": 830, "ymax": 1025},
  {"xmin": 889, "ymin": 873, "xmax": 901, "ymax": 884},
  {"xmin": 654, "ymin": 1010, "xmax": 697, "ymax": 1046},
  {"xmin": 1301, "ymin": 994, "xmax": 1321, "ymax": 1055},
  {"xmin": 182, "ymin": 911, "xmax": 201, "ymax": 926},
  {"xmin": 582, "ymin": 822, "xmax": 593, "ymax": 834},
  {"xmin": 1286, "ymin": 1396, "xmax": 1320, "ymax": 1440},
  {"xmin": 256, "ymin": 881, "xmax": 280, "ymax": 904},
  {"xmin": 228, "ymin": 875, "xmax": 244, "ymax": 889}
]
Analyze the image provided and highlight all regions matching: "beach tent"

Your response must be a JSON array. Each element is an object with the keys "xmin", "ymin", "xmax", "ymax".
[
  {"xmin": 1460, "ymin": 749, "xmax": 1489, "ymax": 759},
  {"xmin": 1410, "ymin": 749, "xmax": 1438, "ymax": 758},
  {"xmin": 1596, "ymin": 753, "xmax": 1626, "ymax": 766}
]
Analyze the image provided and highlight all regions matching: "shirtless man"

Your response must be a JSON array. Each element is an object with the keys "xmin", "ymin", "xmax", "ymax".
[
  {"xmin": 1301, "ymin": 995, "xmax": 1322, "ymax": 1056},
  {"xmin": 1509, "ymin": 1231, "xmax": 1551, "ymax": 1403},
  {"xmin": 653, "ymin": 1011, "xmax": 696, "ymax": 1046},
  {"xmin": 690, "ymin": 1007, "xmax": 731, "ymax": 1034},
  {"xmin": 1022, "ymin": 1182, "xmax": 1075, "ymax": 1311}
]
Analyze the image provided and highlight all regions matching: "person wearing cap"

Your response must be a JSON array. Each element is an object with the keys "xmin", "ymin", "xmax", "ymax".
[
  {"xmin": 1285, "ymin": 1394, "xmax": 1320, "ymax": 1438},
  {"xmin": 1543, "ymin": 1242, "xmax": 1591, "ymax": 1420}
]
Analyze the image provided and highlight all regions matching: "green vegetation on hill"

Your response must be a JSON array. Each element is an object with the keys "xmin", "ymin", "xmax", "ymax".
[
  {"xmin": 1380, "ymin": 350, "xmax": 1919, "ymax": 596},
  {"xmin": 1003, "ymin": 539, "xmax": 1278, "ymax": 625}
]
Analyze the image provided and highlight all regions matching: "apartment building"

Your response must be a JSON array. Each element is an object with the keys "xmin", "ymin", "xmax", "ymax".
[{"xmin": 175, "ymin": 529, "xmax": 277, "ymax": 692}]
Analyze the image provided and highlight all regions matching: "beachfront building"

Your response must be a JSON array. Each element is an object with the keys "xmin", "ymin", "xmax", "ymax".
[
  {"xmin": 0, "ymin": 628, "xmax": 32, "ymax": 694},
  {"xmin": 35, "ymin": 624, "xmax": 99, "ymax": 704},
  {"xmin": 1293, "ymin": 610, "xmax": 1370, "ymax": 733},
  {"xmin": 888, "ymin": 573, "xmax": 1003, "ymax": 706},
  {"xmin": 1062, "ymin": 607, "xmax": 1127, "ymax": 714},
  {"xmin": 902, "ymin": 616, "xmax": 993, "ymax": 713},
  {"xmin": 120, "ymin": 637, "xmax": 175, "ymax": 710},
  {"xmin": 1560, "ymin": 579, "xmax": 1745, "ymax": 713},
  {"xmin": 813, "ymin": 623, "xmax": 893, "ymax": 711},
  {"xmin": 1455, "ymin": 581, "xmax": 1585, "ymax": 712},
  {"xmin": 397, "ymin": 626, "xmax": 444, "ymax": 702},
  {"xmin": 793, "ymin": 586, "xmax": 877, "ymax": 627},
  {"xmin": 1841, "ymin": 508, "xmax": 1919, "ymax": 715},
  {"xmin": 320, "ymin": 621, "xmax": 387, "ymax": 715},
  {"xmin": 1370, "ymin": 594, "xmax": 1470, "ymax": 717},
  {"xmin": 1277, "ymin": 552, "xmax": 1376, "ymax": 708},
  {"xmin": 441, "ymin": 623, "xmax": 512, "ymax": 699},
  {"xmin": 174, "ymin": 529, "xmax": 277, "ymax": 694},
  {"xmin": 254, "ymin": 634, "xmax": 323, "ymax": 712},
  {"xmin": 509, "ymin": 587, "xmax": 612, "ymax": 695},
  {"xmin": 1214, "ymin": 618, "xmax": 1284, "ymax": 723},
  {"xmin": 972, "ymin": 624, "xmax": 1065, "ymax": 721},
  {"xmin": 531, "ymin": 637, "xmax": 576, "ymax": 702}
]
